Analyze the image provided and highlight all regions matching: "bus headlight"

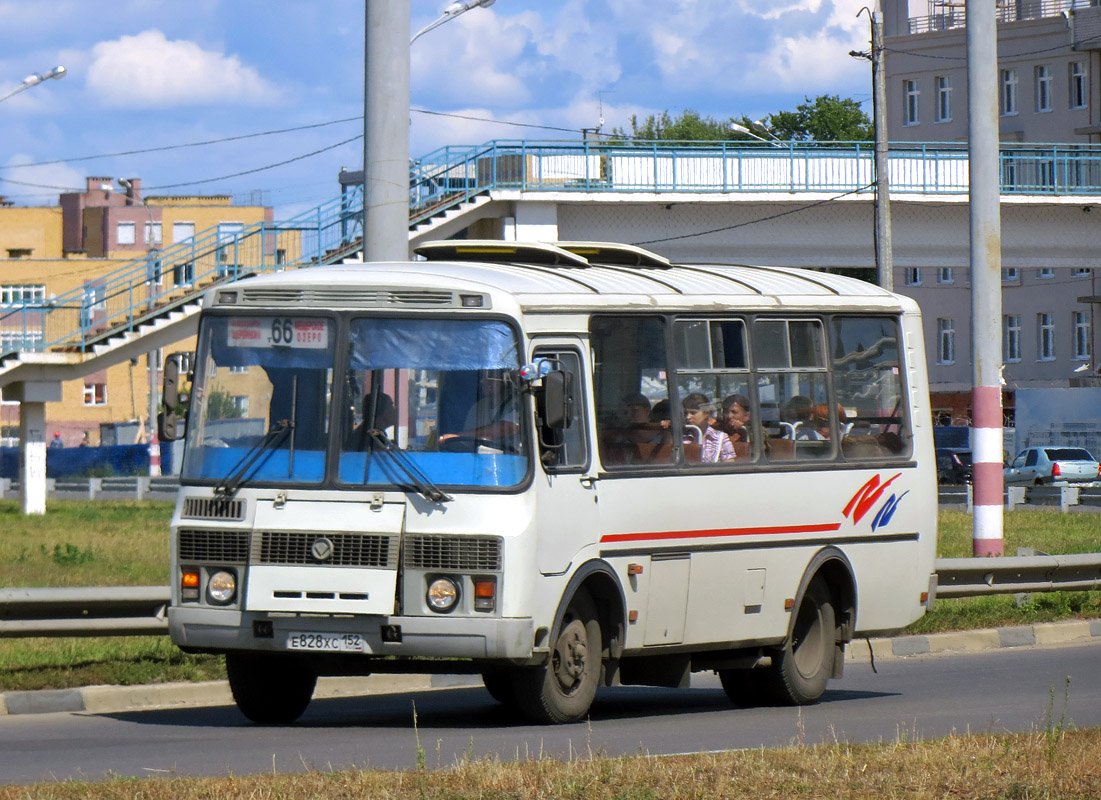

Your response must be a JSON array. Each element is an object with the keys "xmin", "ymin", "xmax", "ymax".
[
  {"xmin": 207, "ymin": 570, "xmax": 237, "ymax": 605},
  {"xmin": 426, "ymin": 577, "xmax": 459, "ymax": 613}
]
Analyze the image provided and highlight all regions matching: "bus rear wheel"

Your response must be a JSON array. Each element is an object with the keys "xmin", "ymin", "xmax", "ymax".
[
  {"xmin": 765, "ymin": 578, "xmax": 836, "ymax": 705},
  {"xmin": 513, "ymin": 591, "xmax": 601, "ymax": 724},
  {"xmin": 226, "ymin": 652, "xmax": 317, "ymax": 724}
]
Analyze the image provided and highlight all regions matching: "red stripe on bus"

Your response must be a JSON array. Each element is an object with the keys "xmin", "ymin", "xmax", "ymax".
[{"xmin": 600, "ymin": 522, "xmax": 843, "ymax": 544}]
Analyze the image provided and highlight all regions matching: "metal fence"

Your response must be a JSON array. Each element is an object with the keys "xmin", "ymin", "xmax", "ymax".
[{"xmin": 3, "ymin": 548, "xmax": 1100, "ymax": 638}]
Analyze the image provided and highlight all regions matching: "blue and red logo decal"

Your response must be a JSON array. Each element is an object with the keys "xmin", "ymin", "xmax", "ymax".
[{"xmin": 843, "ymin": 472, "xmax": 909, "ymax": 531}]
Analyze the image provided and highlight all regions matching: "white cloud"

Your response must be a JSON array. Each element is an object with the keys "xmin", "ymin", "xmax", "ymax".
[
  {"xmin": 411, "ymin": 10, "xmax": 535, "ymax": 107},
  {"xmin": 86, "ymin": 29, "xmax": 280, "ymax": 108}
]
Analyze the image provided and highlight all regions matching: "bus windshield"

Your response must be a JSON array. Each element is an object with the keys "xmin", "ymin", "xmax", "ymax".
[{"xmin": 180, "ymin": 314, "xmax": 528, "ymax": 491}]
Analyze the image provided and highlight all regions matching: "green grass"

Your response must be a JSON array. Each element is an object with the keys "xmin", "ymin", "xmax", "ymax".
[
  {"xmin": 0, "ymin": 500, "xmax": 173, "ymax": 587},
  {"xmin": 0, "ymin": 502, "xmax": 1098, "ymax": 692}
]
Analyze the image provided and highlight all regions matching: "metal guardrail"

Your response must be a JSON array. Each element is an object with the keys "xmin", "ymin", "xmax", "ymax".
[
  {"xmin": 3, "ymin": 552, "xmax": 1101, "ymax": 638},
  {"xmin": 934, "ymin": 553, "xmax": 1101, "ymax": 600},
  {"xmin": 0, "ymin": 586, "xmax": 168, "ymax": 638}
]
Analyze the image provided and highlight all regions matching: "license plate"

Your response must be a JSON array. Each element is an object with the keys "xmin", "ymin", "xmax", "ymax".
[{"xmin": 286, "ymin": 632, "xmax": 366, "ymax": 652}]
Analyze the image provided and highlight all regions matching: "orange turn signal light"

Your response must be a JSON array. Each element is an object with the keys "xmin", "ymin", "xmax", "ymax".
[
  {"xmin": 181, "ymin": 571, "xmax": 200, "ymax": 588},
  {"xmin": 473, "ymin": 580, "xmax": 496, "ymax": 599}
]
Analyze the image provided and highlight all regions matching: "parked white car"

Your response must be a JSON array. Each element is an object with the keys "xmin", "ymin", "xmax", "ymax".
[{"xmin": 1004, "ymin": 447, "xmax": 1101, "ymax": 486}]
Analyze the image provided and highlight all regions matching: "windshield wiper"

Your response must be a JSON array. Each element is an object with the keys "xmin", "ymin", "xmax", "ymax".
[
  {"xmin": 213, "ymin": 419, "xmax": 294, "ymax": 498},
  {"xmin": 367, "ymin": 429, "xmax": 452, "ymax": 503}
]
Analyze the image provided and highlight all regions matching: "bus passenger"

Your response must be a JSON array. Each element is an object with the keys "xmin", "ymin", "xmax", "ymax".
[
  {"xmin": 683, "ymin": 393, "xmax": 735, "ymax": 462},
  {"xmin": 721, "ymin": 393, "xmax": 751, "ymax": 443}
]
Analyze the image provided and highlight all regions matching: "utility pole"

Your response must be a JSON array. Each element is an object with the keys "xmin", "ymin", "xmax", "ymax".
[
  {"xmin": 871, "ymin": 1, "xmax": 893, "ymax": 292},
  {"xmin": 363, "ymin": 0, "xmax": 411, "ymax": 263},
  {"xmin": 966, "ymin": 0, "xmax": 1005, "ymax": 556},
  {"xmin": 851, "ymin": 2, "xmax": 893, "ymax": 291}
]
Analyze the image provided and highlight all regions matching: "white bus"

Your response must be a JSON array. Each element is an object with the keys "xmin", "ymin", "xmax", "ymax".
[{"xmin": 162, "ymin": 241, "xmax": 937, "ymax": 725}]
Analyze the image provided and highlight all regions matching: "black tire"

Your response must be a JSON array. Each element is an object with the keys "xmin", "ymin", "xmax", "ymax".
[
  {"xmin": 763, "ymin": 578, "xmax": 836, "ymax": 706},
  {"xmin": 513, "ymin": 591, "xmax": 602, "ymax": 724},
  {"xmin": 225, "ymin": 652, "xmax": 317, "ymax": 724},
  {"xmin": 718, "ymin": 667, "xmax": 770, "ymax": 707},
  {"xmin": 481, "ymin": 671, "xmax": 518, "ymax": 706}
]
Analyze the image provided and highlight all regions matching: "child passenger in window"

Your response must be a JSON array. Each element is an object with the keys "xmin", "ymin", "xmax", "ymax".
[{"xmin": 682, "ymin": 393, "xmax": 735, "ymax": 462}]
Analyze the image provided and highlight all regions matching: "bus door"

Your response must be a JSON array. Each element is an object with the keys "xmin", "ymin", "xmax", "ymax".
[{"xmin": 531, "ymin": 341, "xmax": 597, "ymax": 575}]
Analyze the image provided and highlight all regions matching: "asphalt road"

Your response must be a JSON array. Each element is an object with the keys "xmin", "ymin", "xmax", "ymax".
[{"xmin": 1, "ymin": 641, "xmax": 1098, "ymax": 785}]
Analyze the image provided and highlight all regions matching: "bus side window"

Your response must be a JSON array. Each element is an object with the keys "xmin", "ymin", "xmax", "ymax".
[
  {"xmin": 830, "ymin": 316, "xmax": 911, "ymax": 460},
  {"xmin": 534, "ymin": 349, "xmax": 588, "ymax": 471},
  {"xmin": 753, "ymin": 318, "xmax": 834, "ymax": 462},
  {"xmin": 590, "ymin": 316, "xmax": 674, "ymax": 468}
]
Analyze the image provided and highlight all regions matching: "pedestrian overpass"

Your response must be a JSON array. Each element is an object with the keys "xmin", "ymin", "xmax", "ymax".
[{"xmin": 4, "ymin": 138, "xmax": 1100, "ymax": 511}]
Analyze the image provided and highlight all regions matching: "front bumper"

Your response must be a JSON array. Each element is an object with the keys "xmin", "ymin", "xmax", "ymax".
[{"xmin": 169, "ymin": 606, "xmax": 536, "ymax": 661}]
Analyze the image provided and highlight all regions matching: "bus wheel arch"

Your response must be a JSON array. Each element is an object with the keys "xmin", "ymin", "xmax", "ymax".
[
  {"xmin": 763, "ymin": 548, "xmax": 855, "ymax": 707},
  {"xmin": 511, "ymin": 561, "xmax": 625, "ymax": 724}
]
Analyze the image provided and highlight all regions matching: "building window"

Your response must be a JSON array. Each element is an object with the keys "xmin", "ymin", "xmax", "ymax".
[
  {"xmin": 0, "ymin": 284, "xmax": 45, "ymax": 304},
  {"xmin": 1001, "ymin": 68, "xmax": 1018, "ymax": 115},
  {"xmin": 904, "ymin": 79, "xmax": 920, "ymax": 126},
  {"xmin": 935, "ymin": 76, "xmax": 952, "ymax": 122},
  {"xmin": 938, "ymin": 267, "xmax": 954, "ymax": 284},
  {"xmin": 1037, "ymin": 267, "xmax": 1054, "ymax": 279},
  {"xmin": 1002, "ymin": 268, "xmax": 1019, "ymax": 282},
  {"xmin": 1073, "ymin": 311, "xmax": 1091, "ymax": 360},
  {"xmin": 83, "ymin": 383, "xmax": 107, "ymax": 406},
  {"xmin": 6, "ymin": 248, "xmax": 32, "ymax": 258},
  {"xmin": 116, "ymin": 221, "xmax": 136, "ymax": 245},
  {"xmin": 1036, "ymin": 65, "xmax": 1053, "ymax": 112},
  {"xmin": 230, "ymin": 395, "xmax": 250, "ymax": 415},
  {"xmin": 1005, "ymin": 314, "xmax": 1022, "ymax": 362},
  {"xmin": 1070, "ymin": 61, "xmax": 1087, "ymax": 109},
  {"xmin": 1037, "ymin": 312, "xmax": 1055, "ymax": 360},
  {"xmin": 904, "ymin": 267, "xmax": 921, "ymax": 286},
  {"xmin": 144, "ymin": 222, "xmax": 162, "ymax": 246},
  {"xmin": 172, "ymin": 221, "xmax": 195, "ymax": 244},
  {"xmin": 1072, "ymin": 267, "xmax": 1091, "ymax": 277},
  {"xmin": 228, "ymin": 365, "xmax": 249, "ymax": 374},
  {"xmin": 937, "ymin": 318, "xmax": 956, "ymax": 364}
]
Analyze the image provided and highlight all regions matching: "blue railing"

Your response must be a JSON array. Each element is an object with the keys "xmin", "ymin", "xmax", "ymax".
[
  {"xmin": 409, "ymin": 139, "xmax": 1101, "ymax": 217},
  {"xmin": 6, "ymin": 138, "xmax": 1101, "ymax": 358}
]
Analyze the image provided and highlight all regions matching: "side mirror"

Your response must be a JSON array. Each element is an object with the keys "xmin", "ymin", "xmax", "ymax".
[
  {"xmin": 159, "ymin": 352, "xmax": 192, "ymax": 442},
  {"xmin": 541, "ymin": 369, "xmax": 571, "ymax": 430}
]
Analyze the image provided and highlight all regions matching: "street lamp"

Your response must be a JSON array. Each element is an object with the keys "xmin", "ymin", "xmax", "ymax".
[
  {"xmin": 119, "ymin": 177, "xmax": 162, "ymax": 474},
  {"xmin": 411, "ymin": 0, "xmax": 495, "ymax": 45},
  {"xmin": 729, "ymin": 122, "xmax": 783, "ymax": 148},
  {"xmin": 0, "ymin": 65, "xmax": 66, "ymax": 105}
]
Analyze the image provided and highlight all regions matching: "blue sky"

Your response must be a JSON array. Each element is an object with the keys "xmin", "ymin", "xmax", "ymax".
[{"xmin": 0, "ymin": 0, "xmax": 873, "ymax": 217}]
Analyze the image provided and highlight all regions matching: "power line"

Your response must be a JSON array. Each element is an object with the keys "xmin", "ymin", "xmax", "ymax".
[
  {"xmin": 143, "ymin": 136, "xmax": 362, "ymax": 191},
  {"xmin": 633, "ymin": 186, "xmax": 873, "ymax": 245},
  {"xmin": 0, "ymin": 117, "xmax": 361, "ymax": 171}
]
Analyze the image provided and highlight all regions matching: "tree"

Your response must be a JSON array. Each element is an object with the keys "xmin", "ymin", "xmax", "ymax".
[
  {"xmin": 609, "ymin": 96, "xmax": 871, "ymax": 145},
  {"xmin": 764, "ymin": 95, "xmax": 872, "ymax": 142},
  {"xmin": 611, "ymin": 110, "xmax": 758, "ymax": 144}
]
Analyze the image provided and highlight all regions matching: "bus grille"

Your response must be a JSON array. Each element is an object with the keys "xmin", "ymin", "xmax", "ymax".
[
  {"xmin": 240, "ymin": 288, "xmax": 455, "ymax": 307},
  {"xmin": 404, "ymin": 535, "xmax": 502, "ymax": 571},
  {"xmin": 258, "ymin": 532, "xmax": 395, "ymax": 568},
  {"xmin": 178, "ymin": 529, "xmax": 251, "ymax": 563},
  {"xmin": 182, "ymin": 497, "xmax": 245, "ymax": 521}
]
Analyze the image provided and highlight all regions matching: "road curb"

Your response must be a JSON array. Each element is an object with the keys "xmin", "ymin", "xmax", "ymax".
[
  {"xmin": 0, "ymin": 673, "xmax": 479, "ymax": 717},
  {"xmin": 2, "ymin": 620, "xmax": 1099, "ymax": 717},
  {"xmin": 845, "ymin": 618, "xmax": 1101, "ymax": 664}
]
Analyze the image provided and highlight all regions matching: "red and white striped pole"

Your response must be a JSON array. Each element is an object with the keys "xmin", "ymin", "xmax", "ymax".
[
  {"xmin": 967, "ymin": 0, "xmax": 1004, "ymax": 556},
  {"xmin": 148, "ymin": 431, "xmax": 161, "ymax": 477}
]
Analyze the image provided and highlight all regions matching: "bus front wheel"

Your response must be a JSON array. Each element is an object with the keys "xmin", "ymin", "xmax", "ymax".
[
  {"xmin": 226, "ymin": 652, "xmax": 317, "ymax": 724},
  {"xmin": 766, "ymin": 578, "xmax": 836, "ymax": 705},
  {"xmin": 513, "ymin": 591, "xmax": 601, "ymax": 724}
]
